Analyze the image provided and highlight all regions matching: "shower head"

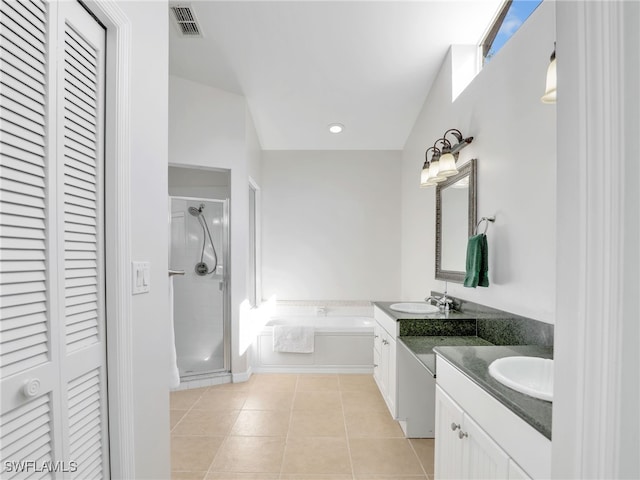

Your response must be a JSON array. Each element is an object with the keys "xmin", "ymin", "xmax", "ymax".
[{"xmin": 188, "ymin": 204, "xmax": 204, "ymax": 216}]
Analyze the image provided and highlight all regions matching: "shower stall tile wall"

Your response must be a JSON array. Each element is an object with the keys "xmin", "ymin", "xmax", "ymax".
[{"xmin": 170, "ymin": 196, "xmax": 229, "ymax": 378}]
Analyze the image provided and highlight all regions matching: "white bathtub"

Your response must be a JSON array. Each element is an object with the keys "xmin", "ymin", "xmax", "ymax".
[{"xmin": 254, "ymin": 316, "xmax": 375, "ymax": 373}]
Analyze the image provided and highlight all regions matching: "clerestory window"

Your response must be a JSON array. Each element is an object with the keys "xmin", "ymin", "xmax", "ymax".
[{"xmin": 481, "ymin": 0, "xmax": 543, "ymax": 63}]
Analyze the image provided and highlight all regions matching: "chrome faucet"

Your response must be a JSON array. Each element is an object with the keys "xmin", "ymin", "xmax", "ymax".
[{"xmin": 425, "ymin": 284, "xmax": 454, "ymax": 311}]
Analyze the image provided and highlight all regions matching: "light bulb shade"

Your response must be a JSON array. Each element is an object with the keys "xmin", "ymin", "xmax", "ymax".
[
  {"xmin": 428, "ymin": 160, "xmax": 446, "ymax": 182},
  {"xmin": 420, "ymin": 164, "xmax": 431, "ymax": 187},
  {"xmin": 541, "ymin": 57, "xmax": 556, "ymax": 104},
  {"xmin": 437, "ymin": 152, "xmax": 458, "ymax": 177}
]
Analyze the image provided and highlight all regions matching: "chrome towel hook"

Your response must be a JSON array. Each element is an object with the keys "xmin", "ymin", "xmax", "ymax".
[{"xmin": 475, "ymin": 216, "xmax": 496, "ymax": 235}]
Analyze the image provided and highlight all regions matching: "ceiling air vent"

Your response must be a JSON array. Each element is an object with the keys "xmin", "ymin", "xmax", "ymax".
[{"xmin": 171, "ymin": 5, "xmax": 202, "ymax": 37}]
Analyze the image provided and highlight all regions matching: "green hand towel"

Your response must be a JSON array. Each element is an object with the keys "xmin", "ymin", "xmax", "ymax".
[{"xmin": 464, "ymin": 234, "xmax": 489, "ymax": 288}]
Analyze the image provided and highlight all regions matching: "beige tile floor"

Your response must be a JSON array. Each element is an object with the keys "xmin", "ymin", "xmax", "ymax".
[{"xmin": 171, "ymin": 374, "xmax": 435, "ymax": 480}]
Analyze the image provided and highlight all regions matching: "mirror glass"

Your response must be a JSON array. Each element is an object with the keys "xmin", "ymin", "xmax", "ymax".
[{"xmin": 435, "ymin": 159, "xmax": 476, "ymax": 283}]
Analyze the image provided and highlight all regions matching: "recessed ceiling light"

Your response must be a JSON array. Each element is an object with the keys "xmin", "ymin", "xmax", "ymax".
[{"xmin": 328, "ymin": 123, "xmax": 344, "ymax": 134}]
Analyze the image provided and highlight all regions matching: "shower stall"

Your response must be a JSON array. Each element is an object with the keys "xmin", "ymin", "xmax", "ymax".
[{"xmin": 170, "ymin": 196, "xmax": 230, "ymax": 377}]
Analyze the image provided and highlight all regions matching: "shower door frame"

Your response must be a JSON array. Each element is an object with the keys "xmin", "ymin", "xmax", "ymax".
[{"xmin": 170, "ymin": 195, "xmax": 231, "ymax": 376}]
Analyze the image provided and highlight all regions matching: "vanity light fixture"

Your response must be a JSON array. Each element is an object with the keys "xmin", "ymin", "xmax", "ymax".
[
  {"xmin": 420, "ymin": 128, "xmax": 473, "ymax": 187},
  {"xmin": 541, "ymin": 43, "xmax": 556, "ymax": 104},
  {"xmin": 328, "ymin": 123, "xmax": 344, "ymax": 134}
]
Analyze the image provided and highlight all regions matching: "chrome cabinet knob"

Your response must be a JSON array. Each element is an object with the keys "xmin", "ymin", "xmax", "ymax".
[
  {"xmin": 458, "ymin": 430, "xmax": 468, "ymax": 439},
  {"xmin": 450, "ymin": 422, "xmax": 460, "ymax": 431}
]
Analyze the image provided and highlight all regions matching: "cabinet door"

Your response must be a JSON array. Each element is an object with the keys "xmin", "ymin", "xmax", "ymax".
[
  {"xmin": 386, "ymin": 334, "xmax": 397, "ymax": 417},
  {"xmin": 461, "ymin": 413, "xmax": 510, "ymax": 479},
  {"xmin": 379, "ymin": 329, "xmax": 390, "ymax": 399},
  {"xmin": 435, "ymin": 386, "xmax": 464, "ymax": 479}
]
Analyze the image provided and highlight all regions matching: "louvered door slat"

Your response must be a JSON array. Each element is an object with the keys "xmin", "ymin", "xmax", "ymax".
[
  {"xmin": 1, "ymin": 0, "xmax": 46, "ymax": 38},
  {"xmin": 1, "ymin": 155, "xmax": 46, "ymax": 179},
  {"xmin": 64, "ymin": 117, "xmax": 96, "ymax": 148},
  {"xmin": 16, "ymin": 0, "xmax": 46, "ymax": 22},
  {"xmin": 2, "ymin": 118, "xmax": 46, "ymax": 149},
  {"xmin": 63, "ymin": 93, "xmax": 96, "ymax": 129},
  {"xmin": 0, "ymin": 270, "xmax": 46, "ymax": 285},
  {"xmin": 65, "ymin": 249, "xmax": 97, "ymax": 261},
  {"xmin": 2, "ymin": 333, "xmax": 48, "ymax": 356},
  {"xmin": 1, "ymin": 346, "xmax": 48, "ymax": 378},
  {"xmin": 0, "ymin": 213, "xmax": 46, "ymax": 230},
  {"xmin": 65, "ymin": 222, "xmax": 96, "ymax": 235},
  {"xmin": 0, "ymin": 3, "xmax": 46, "ymax": 52},
  {"xmin": 1, "ymin": 24, "xmax": 47, "ymax": 65},
  {"xmin": 0, "ymin": 179, "xmax": 45, "ymax": 202},
  {"xmin": 0, "ymin": 95, "xmax": 45, "ymax": 128},
  {"xmin": 1, "ymin": 202, "xmax": 45, "ymax": 220},
  {"xmin": 0, "ymin": 238, "xmax": 46, "ymax": 252},
  {"xmin": 64, "ymin": 156, "xmax": 96, "ymax": 178},
  {"xmin": 0, "ymin": 394, "xmax": 51, "ymax": 456},
  {"xmin": 63, "ymin": 309, "xmax": 96, "ymax": 328},
  {"xmin": 64, "ymin": 44, "xmax": 97, "ymax": 87},
  {"xmin": 0, "ymin": 75, "xmax": 46, "ymax": 114},
  {"xmin": 0, "ymin": 280, "xmax": 46, "ymax": 297},
  {"xmin": 65, "ymin": 108, "xmax": 97, "ymax": 141},
  {"xmin": 68, "ymin": 369, "xmax": 103, "ymax": 477},
  {"xmin": 0, "ymin": 291, "xmax": 46, "ymax": 309},
  {"xmin": 4, "ymin": 0, "xmax": 46, "ymax": 36},
  {"xmin": 64, "ymin": 203, "xmax": 96, "ymax": 220},
  {"xmin": 1, "ymin": 225, "xmax": 46, "ymax": 240},
  {"xmin": 66, "ymin": 284, "xmax": 97, "ymax": 298},
  {"xmin": 1, "ymin": 322, "xmax": 47, "ymax": 342},
  {"xmin": 1, "ymin": 48, "xmax": 47, "ymax": 90},
  {"xmin": 1, "ymin": 311, "xmax": 47, "ymax": 332}
]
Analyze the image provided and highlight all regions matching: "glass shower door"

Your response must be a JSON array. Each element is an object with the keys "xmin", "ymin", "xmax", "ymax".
[{"xmin": 170, "ymin": 197, "xmax": 229, "ymax": 376}]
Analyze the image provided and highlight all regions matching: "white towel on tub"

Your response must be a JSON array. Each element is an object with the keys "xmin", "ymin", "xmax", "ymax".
[{"xmin": 273, "ymin": 325, "xmax": 315, "ymax": 353}]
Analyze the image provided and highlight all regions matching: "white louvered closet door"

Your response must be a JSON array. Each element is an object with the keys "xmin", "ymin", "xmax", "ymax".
[{"xmin": 0, "ymin": 1, "xmax": 108, "ymax": 478}]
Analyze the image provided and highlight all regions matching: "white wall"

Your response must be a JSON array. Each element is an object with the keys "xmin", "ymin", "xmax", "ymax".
[
  {"xmin": 261, "ymin": 150, "xmax": 402, "ymax": 301},
  {"xmin": 169, "ymin": 75, "xmax": 261, "ymax": 375},
  {"xmin": 115, "ymin": 2, "xmax": 171, "ymax": 478},
  {"xmin": 169, "ymin": 166, "xmax": 230, "ymax": 199},
  {"xmin": 400, "ymin": 3, "xmax": 556, "ymax": 323}
]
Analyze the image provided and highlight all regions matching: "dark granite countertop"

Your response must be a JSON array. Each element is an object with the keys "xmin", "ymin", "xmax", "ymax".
[
  {"xmin": 398, "ymin": 336, "xmax": 493, "ymax": 376},
  {"xmin": 433, "ymin": 345, "xmax": 553, "ymax": 440}
]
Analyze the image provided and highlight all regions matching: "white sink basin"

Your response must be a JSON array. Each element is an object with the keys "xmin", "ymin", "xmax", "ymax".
[
  {"xmin": 389, "ymin": 302, "xmax": 440, "ymax": 314},
  {"xmin": 488, "ymin": 356, "xmax": 553, "ymax": 402}
]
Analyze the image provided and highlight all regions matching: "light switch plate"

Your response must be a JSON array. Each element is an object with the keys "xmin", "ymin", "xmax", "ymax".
[{"xmin": 132, "ymin": 261, "xmax": 151, "ymax": 294}]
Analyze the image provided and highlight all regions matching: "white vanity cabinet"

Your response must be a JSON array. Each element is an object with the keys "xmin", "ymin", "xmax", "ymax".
[
  {"xmin": 435, "ymin": 385, "xmax": 511, "ymax": 479},
  {"xmin": 435, "ymin": 356, "xmax": 548, "ymax": 479},
  {"xmin": 373, "ymin": 306, "xmax": 398, "ymax": 417}
]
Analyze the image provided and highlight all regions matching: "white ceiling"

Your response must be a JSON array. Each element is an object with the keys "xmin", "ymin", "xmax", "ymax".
[{"xmin": 169, "ymin": 1, "xmax": 503, "ymax": 150}]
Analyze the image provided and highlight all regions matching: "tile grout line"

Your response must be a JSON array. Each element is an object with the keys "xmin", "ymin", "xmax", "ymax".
[
  {"xmin": 169, "ymin": 385, "xmax": 214, "ymax": 479},
  {"xmin": 278, "ymin": 373, "xmax": 299, "ymax": 480},
  {"xmin": 338, "ymin": 375, "xmax": 357, "ymax": 480},
  {"xmin": 203, "ymin": 385, "xmax": 251, "ymax": 479},
  {"xmin": 407, "ymin": 437, "xmax": 430, "ymax": 480}
]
